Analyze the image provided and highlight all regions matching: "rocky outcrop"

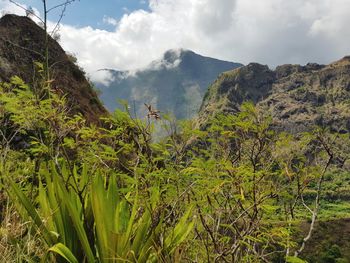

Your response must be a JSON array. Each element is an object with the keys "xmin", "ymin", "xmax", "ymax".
[{"xmin": 199, "ymin": 57, "xmax": 350, "ymax": 133}]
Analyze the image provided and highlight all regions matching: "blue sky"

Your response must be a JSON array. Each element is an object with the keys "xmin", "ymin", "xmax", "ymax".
[{"xmin": 14, "ymin": 0, "xmax": 149, "ymax": 30}]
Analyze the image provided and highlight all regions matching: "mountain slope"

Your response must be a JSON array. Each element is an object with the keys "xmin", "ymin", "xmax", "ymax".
[
  {"xmin": 0, "ymin": 14, "xmax": 107, "ymax": 123},
  {"xmin": 199, "ymin": 57, "xmax": 350, "ymax": 133},
  {"xmin": 96, "ymin": 49, "xmax": 242, "ymax": 119}
]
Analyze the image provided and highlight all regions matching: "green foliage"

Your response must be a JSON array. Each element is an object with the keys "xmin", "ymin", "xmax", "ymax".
[
  {"xmin": 1, "ymin": 78, "xmax": 350, "ymax": 262},
  {"xmin": 286, "ymin": 256, "xmax": 308, "ymax": 263},
  {"xmin": 319, "ymin": 245, "xmax": 343, "ymax": 263},
  {"xmin": 6, "ymin": 161, "xmax": 194, "ymax": 262},
  {"xmin": 48, "ymin": 243, "xmax": 79, "ymax": 263}
]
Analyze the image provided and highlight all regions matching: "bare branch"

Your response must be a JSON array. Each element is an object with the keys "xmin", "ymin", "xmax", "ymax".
[
  {"xmin": 50, "ymin": 1, "xmax": 79, "ymax": 36},
  {"xmin": 46, "ymin": 0, "xmax": 77, "ymax": 13},
  {"xmin": 294, "ymin": 133, "xmax": 333, "ymax": 257}
]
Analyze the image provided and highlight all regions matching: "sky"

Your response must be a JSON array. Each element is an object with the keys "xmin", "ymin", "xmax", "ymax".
[{"xmin": 1, "ymin": 0, "xmax": 350, "ymax": 84}]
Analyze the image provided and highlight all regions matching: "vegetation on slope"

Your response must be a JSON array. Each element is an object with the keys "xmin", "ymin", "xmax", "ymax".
[
  {"xmin": 1, "ymin": 72, "xmax": 349, "ymax": 262},
  {"xmin": 0, "ymin": 14, "xmax": 107, "ymax": 123},
  {"xmin": 199, "ymin": 57, "xmax": 350, "ymax": 135}
]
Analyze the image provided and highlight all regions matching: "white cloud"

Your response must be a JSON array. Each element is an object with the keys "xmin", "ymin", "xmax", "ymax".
[
  {"xmin": 0, "ymin": 0, "xmax": 40, "ymax": 20},
  {"xmin": 91, "ymin": 70, "xmax": 115, "ymax": 86},
  {"xmin": 2, "ymin": 0, "xmax": 350, "ymax": 77},
  {"xmin": 147, "ymin": 49, "xmax": 182, "ymax": 70},
  {"xmin": 102, "ymin": 15, "xmax": 118, "ymax": 26},
  {"xmin": 0, "ymin": 0, "xmax": 26, "ymax": 16}
]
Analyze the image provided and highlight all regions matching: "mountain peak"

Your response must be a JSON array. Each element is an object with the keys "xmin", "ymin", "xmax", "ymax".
[
  {"xmin": 95, "ymin": 50, "xmax": 242, "ymax": 119},
  {"xmin": 0, "ymin": 14, "xmax": 32, "ymax": 26},
  {"xmin": 0, "ymin": 14, "xmax": 107, "ymax": 123},
  {"xmin": 163, "ymin": 48, "xmax": 189, "ymax": 63}
]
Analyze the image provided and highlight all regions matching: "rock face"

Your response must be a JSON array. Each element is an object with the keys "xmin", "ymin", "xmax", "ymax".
[
  {"xmin": 0, "ymin": 14, "xmax": 107, "ymax": 123},
  {"xmin": 199, "ymin": 57, "xmax": 350, "ymax": 133},
  {"xmin": 96, "ymin": 49, "xmax": 242, "ymax": 119}
]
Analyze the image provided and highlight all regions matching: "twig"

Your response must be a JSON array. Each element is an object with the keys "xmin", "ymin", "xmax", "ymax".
[{"xmin": 46, "ymin": 0, "xmax": 77, "ymax": 13}]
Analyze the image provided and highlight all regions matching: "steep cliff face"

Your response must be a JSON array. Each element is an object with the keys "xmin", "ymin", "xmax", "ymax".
[
  {"xmin": 96, "ymin": 49, "xmax": 242, "ymax": 119},
  {"xmin": 199, "ymin": 57, "xmax": 350, "ymax": 133},
  {"xmin": 0, "ymin": 14, "xmax": 107, "ymax": 123},
  {"xmin": 199, "ymin": 63, "xmax": 275, "ymax": 116}
]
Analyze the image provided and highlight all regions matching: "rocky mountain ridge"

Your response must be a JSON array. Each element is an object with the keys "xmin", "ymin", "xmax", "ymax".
[{"xmin": 199, "ymin": 56, "xmax": 350, "ymax": 133}]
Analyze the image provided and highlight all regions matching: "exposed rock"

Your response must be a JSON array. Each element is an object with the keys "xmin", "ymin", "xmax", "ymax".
[{"xmin": 198, "ymin": 56, "xmax": 350, "ymax": 133}]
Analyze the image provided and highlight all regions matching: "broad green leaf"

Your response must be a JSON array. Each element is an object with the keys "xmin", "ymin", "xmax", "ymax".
[
  {"xmin": 6, "ymin": 176, "xmax": 54, "ymax": 246},
  {"xmin": 286, "ymin": 256, "xmax": 308, "ymax": 263},
  {"xmin": 49, "ymin": 243, "xmax": 79, "ymax": 263}
]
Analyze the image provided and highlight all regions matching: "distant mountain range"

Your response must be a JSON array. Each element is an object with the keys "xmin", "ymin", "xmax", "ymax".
[
  {"xmin": 95, "ymin": 49, "xmax": 242, "ymax": 119},
  {"xmin": 3, "ymin": 14, "xmax": 350, "ymax": 137}
]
